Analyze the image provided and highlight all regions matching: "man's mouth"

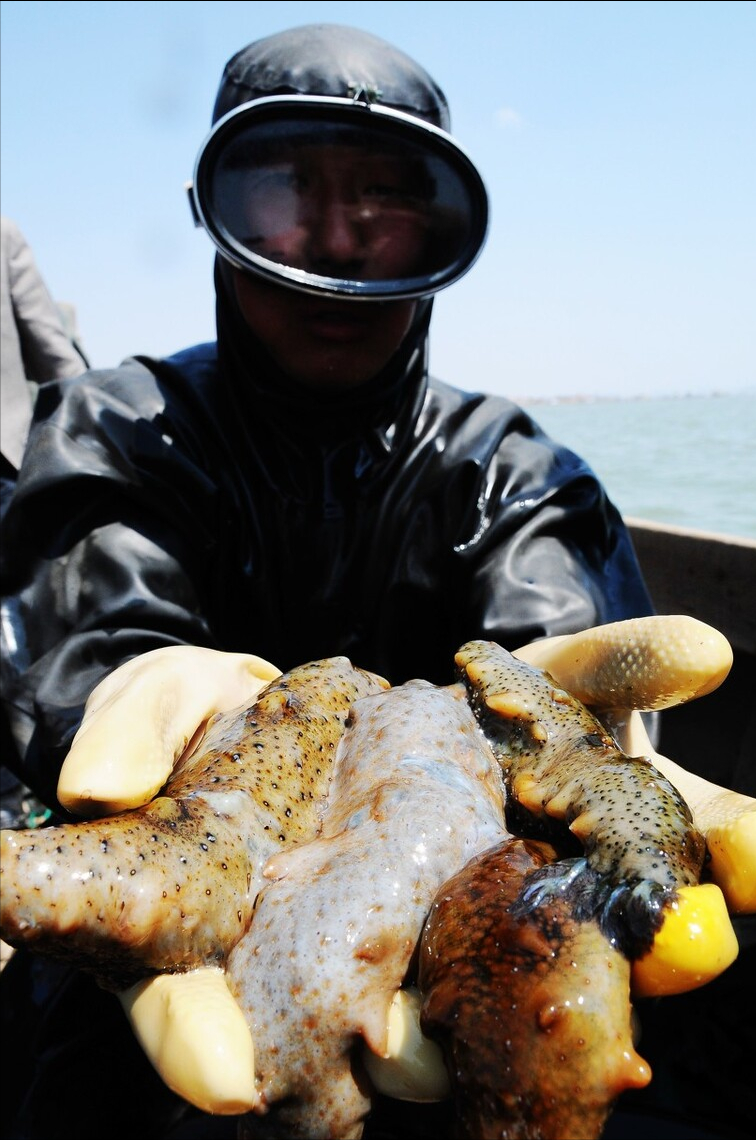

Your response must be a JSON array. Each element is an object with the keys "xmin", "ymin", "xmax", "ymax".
[{"xmin": 301, "ymin": 305, "xmax": 374, "ymax": 342}]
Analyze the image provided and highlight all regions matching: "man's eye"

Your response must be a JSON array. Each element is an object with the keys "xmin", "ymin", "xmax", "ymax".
[
  {"xmin": 362, "ymin": 184, "xmax": 422, "ymax": 209},
  {"xmin": 364, "ymin": 183, "xmax": 404, "ymax": 197},
  {"xmin": 253, "ymin": 169, "xmax": 308, "ymax": 193}
]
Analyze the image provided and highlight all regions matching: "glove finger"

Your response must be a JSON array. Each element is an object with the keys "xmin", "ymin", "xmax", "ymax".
[
  {"xmin": 120, "ymin": 967, "xmax": 258, "ymax": 1114},
  {"xmin": 514, "ymin": 614, "xmax": 732, "ymax": 710},
  {"xmin": 513, "ymin": 618, "xmax": 753, "ymax": 914},
  {"xmin": 58, "ymin": 646, "xmax": 280, "ymax": 816}
]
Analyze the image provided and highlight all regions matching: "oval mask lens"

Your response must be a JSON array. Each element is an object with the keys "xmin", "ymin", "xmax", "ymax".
[{"xmin": 191, "ymin": 98, "xmax": 488, "ymax": 299}]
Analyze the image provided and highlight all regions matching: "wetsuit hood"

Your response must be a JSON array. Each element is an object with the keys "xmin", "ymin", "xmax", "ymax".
[
  {"xmin": 212, "ymin": 23, "xmax": 451, "ymax": 130},
  {"xmin": 194, "ymin": 27, "xmax": 487, "ymax": 302},
  {"xmin": 211, "ymin": 25, "xmax": 445, "ymax": 436}
]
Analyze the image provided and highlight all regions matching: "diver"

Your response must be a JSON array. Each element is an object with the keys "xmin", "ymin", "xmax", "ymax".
[{"xmin": 2, "ymin": 24, "xmax": 745, "ymax": 1140}]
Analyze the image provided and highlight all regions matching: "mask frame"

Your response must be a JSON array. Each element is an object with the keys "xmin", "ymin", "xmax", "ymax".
[{"xmin": 187, "ymin": 95, "xmax": 489, "ymax": 300}]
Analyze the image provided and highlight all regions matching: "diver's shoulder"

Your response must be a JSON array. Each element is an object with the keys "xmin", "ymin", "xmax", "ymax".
[
  {"xmin": 426, "ymin": 375, "xmax": 547, "ymax": 439},
  {"xmin": 48, "ymin": 342, "xmax": 219, "ymax": 408}
]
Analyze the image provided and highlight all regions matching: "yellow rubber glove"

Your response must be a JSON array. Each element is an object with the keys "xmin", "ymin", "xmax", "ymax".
[
  {"xmin": 514, "ymin": 614, "xmax": 754, "ymax": 915},
  {"xmin": 58, "ymin": 646, "xmax": 281, "ymax": 816},
  {"xmin": 52, "ymin": 645, "xmax": 281, "ymax": 1114},
  {"xmin": 514, "ymin": 615, "xmax": 753, "ymax": 999}
]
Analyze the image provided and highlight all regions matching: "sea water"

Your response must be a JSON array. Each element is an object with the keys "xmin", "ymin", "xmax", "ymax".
[{"xmin": 523, "ymin": 390, "xmax": 755, "ymax": 541}]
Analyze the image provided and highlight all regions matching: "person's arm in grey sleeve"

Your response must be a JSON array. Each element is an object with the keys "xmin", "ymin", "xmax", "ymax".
[{"xmin": 1, "ymin": 216, "xmax": 87, "ymax": 384}]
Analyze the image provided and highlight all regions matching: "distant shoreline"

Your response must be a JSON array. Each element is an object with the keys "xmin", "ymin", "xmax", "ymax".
[{"xmin": 519, "ymin": 388, "xmax": 752, "ymax": 407}]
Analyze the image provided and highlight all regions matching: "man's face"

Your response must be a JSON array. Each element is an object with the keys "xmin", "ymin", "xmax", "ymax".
[
  {"xmin": 233, "ymin": 270, "xmax": 418, "ymax": 392},
  {"xmin": 236, "ymin": 143, "xmax": 433, "ymax": 283},
  {"xmin": 197, "ymin": 104, "xmax": 487, "ymax": 373},
  {"xmin": 222, "ymin": 131, "xmax": 436, "ymax": 390}
]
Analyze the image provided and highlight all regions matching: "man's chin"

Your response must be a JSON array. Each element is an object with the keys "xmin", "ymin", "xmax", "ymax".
[{"xmin": 283, "ymin": 362, "xmax": 379, "ymax": 393}]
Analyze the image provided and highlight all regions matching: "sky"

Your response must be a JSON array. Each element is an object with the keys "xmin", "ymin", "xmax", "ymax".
[{"xmin": 1, "ymin": 0, "xmax": 754, "ymax": 402}]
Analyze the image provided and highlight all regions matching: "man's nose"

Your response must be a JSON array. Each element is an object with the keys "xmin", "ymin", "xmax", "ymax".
[{"xmin": 308, "ymin": 197, "xmax": 365, "ymax": 270}]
